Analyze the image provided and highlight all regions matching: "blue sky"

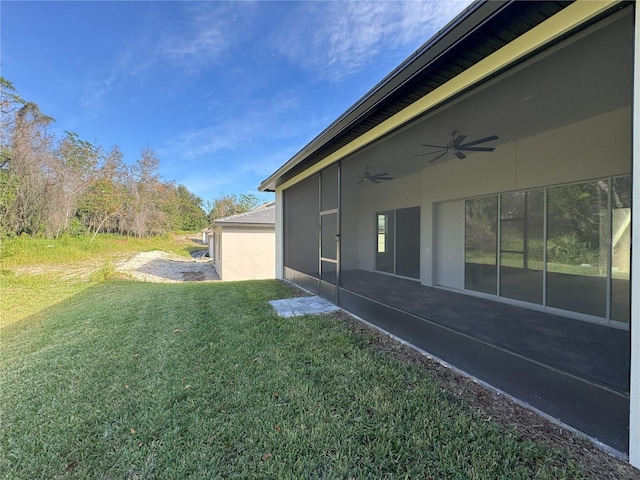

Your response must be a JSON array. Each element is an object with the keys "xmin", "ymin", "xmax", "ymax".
[{"xmin": 2, "ymin": 0, "xmax": 472, "ymax": 204}]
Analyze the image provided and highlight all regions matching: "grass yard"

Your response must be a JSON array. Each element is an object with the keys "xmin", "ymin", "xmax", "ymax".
[
  {"xmin": 0, "ymin": 234, "xmax": 203, "ymax": 327},
  {"xmin": 0, "ymin": 277, "xmax": 590, "ymax": 479}
]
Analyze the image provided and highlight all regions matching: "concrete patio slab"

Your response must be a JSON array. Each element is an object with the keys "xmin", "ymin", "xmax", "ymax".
[{"xmin": 269, "ymin": 296, "xmax": 341, "ymax": 317}]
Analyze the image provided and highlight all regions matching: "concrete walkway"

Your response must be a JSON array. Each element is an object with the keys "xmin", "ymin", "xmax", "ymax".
[{"xmin": 269, "ymin": 296, "xmax": 341, "ymax": 317}]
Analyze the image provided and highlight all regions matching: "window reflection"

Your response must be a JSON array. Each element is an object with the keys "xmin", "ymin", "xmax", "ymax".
[
  {"xmin": 463, "ymin": 176, "xmax": 630, "ymax": 323},
  {"xmin": 500, "ymin": 190, "xmax": 544, "ymax": 304},
  {"xmin": 377, "ymin": 214, "xmax": 386, "ymax": 253},
  {"xmin": 375, "ymin": 210, "xmax": 395, "ymax": 273},
  {"xmin": 546, "ymin": 181, "xmax": 608, "ymax": 317},
  {"xmin": 465, "ymin": 197, "xmax": 497, "ymax": 294},
  {"xmin": 611, "ymin": 176, "xmax": 631, "ymax": 323},
  {"xmin": 375, "ymin": 207, "xmax": 420, "ymax": 279}
]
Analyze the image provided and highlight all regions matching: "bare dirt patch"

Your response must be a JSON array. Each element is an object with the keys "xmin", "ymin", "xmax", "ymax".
[
  {"xmin": 10, "ymin": 236, "xmax": 218, "ymax": 283},
  {"xmin": 114, "ymin": 250, "xmax": 219, "ymax": 283}
]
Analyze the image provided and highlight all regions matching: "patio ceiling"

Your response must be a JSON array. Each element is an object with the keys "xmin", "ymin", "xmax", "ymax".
[{"xmin": 342, "ymin": 8, "xmax": 632, "ymax": 184}]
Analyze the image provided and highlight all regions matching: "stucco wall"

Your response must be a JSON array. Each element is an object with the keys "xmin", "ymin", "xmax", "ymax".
[
  {"xmin": 421, "ymin": 106, "xmax": 631, "ymax": 285},
  {"xmin": 218, "ymin": 226, "xmax": 275, "ymax": 281},
  {"xmin": 346, "ymin": 174, "xmax": 422, "ymax": 272},
  {"xmin": 342, "ymin": 106, "xmax": 631, "ymax": 284}
]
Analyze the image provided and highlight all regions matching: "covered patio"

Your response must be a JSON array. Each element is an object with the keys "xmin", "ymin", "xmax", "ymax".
[
  {"xmin": 262, "ymin": 1, "xmax": 637, "ymax": 461},
  {"xmin": 287, "ymin": 267, "xmax": 630, "ymax": 452}
]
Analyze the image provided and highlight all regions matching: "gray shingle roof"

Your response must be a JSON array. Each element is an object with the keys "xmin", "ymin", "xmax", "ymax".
[{"xmin": 213, "ymin": 202, "xmax": 275, "ymax": 226}]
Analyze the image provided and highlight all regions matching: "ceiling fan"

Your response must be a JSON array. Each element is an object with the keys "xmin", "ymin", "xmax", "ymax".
[
  {"xmin": 414, "ymin": 132, "xmax": 498, "ymax": 163},
  {"xmin": 354, "ymin": 167, "xmax": 393, "ymax": 184}
]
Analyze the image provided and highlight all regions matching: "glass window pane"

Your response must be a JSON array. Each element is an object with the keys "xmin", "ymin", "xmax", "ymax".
[
  {"xmin": 465, "ymin": 197, "xmax": 497, "ymax": 294},
  {"xmin": 546, "ymin": 181, "xmax": 608, "ymax": 317},
  {"xmin": 611, "ymin": 176, "xmax": 631, "ymax": 323},
  {"xmin": 377, "ymin": 214, "xmax": 386, "ymax": 253},
  {"xmin": 375, "ymin": 211, "xmax": 394, "ymax": 273},
  {"xmin": 396, "ymin": 207, "xmax": 420, "ymax": 279},
  {"xmin": 500, "ymin": 190, "xmax": 544, "ymax": 304}
]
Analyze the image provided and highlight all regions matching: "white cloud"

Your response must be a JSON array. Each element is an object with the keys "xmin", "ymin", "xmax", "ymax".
[
  {"xmin": 158, "ymin": 3, "xmax": 246, "ymax": 71},
  {"xmin": 158, "ymin": 87, "xmax": 307, "ymax": 162},
  {"xmin": 82, "ymin": 2, "xmax": 248, "ymax": 109},
  {"xmin": 273, "ymin": 0, "xmax": 472, "ymax": 81}
]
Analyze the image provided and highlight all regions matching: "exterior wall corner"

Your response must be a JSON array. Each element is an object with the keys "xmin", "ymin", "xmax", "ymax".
[
  {"xmin": 629, "ymin": 0, "xmax": 639, "ymax": 468},
  {"xmin": 275, "ymin": 190, "xmax": 284, "ymax": 279}
]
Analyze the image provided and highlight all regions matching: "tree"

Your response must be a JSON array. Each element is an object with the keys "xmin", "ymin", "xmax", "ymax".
[
  {"xmin": 0, "ymin": 79, "xmax": 20, "ymax": 234},
  {"xmin": 0, "ymin": 78, "xmax": 210, "ymax": 239},
  {"xmin": 47, "ymin": 131, "xmax": 100, "ymax": 237},
  {"xmin": 161, "ymin": 183, "xmax": 207, "ymax": 231},
  {"xmin": 120, "ymin": 148, "xmax": 168, "ymax": 237},
  {"xmin": 207, "ymin": 193, "xmax": 261, "ymax": 223},
  {"xmin": 6, "ymin": 101, "xmax": 56, "ymax": 236},
  {"xmin": 78, "ymin": 146, "xmax": 127, "ymax": 238}
]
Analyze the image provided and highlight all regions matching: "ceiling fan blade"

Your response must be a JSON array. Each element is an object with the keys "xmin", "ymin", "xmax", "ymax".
[
  {"xmin": 459, "ymin": 135, "xmax": 498, "ymax": 148},
  {"xmin": 452, "ymin": 135, "xmax": 466, "ymax": 148},
  {"xmin": 455, "ymin": 151, "xmax": 466, "ymax": 160},
  {"xmin": 356, "ymin": 178, "xmax": 364, "ymax": 184},
  {"xmin": 370, "ymin": 178, "xmax": 381, "ymax": 184},
  {"xmin": 420, "ymin": 143, "xmax": 447, "ymax": 149},
  {"xmin": 428, "ymin": 151, "xmax": 449, "ymax": 163},
  {"xmin": 458, "ymin": 146, "xmax": 496, "ymax": 152},
  {"xmin": 413, "ymin": 148, "xmax": 447, "ymax": 158},
  {"xmin": 371, "ymin": 173, "xmax": 391, "ymax": 178}
]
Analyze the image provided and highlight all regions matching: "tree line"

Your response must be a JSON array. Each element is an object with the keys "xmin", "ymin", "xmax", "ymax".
[{"xmin": 0, "ymin": 78, "xmax": 261, "ymax": 239}]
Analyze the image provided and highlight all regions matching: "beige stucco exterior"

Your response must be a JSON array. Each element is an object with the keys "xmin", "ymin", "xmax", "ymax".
[{"xmin": 208, "ymin": 224, "xmax": 275, "ymax": 281}]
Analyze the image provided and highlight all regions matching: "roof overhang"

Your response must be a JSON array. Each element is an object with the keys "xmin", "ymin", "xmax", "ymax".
[{"xmin": 258, "ymin": 0, "xmax": 625, "ymax": 192}]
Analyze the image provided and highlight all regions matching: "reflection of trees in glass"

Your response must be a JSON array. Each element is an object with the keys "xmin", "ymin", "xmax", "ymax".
[
  {"xmin": 500, "ymin": 190, "xmax": 544, "ymax": 270},
  {"xmin": 612, "ymin": 176, "xmax": 631, "ymax": 209},
  {"xmin": 611, "ymin": 176, "xmax": 631, "ymax": 322},
  {"xmin": 465, "ymin": 197, "xmax": 497, "ymax": 264},
  {"xmin": 547, "ymin": 181, "xmax": 607, "ymax": 271},
  {"xmin": 611, "ymin": 176, "xmax": 631, "ymax": 278}
]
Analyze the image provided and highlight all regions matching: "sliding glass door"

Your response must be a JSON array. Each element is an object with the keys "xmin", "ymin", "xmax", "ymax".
[
  {"xmin": 500, "ymin": 190, "xmax": 544, "ymax": 304},
  {"xmin": 375, "ymin": 211, "xmax": 395, "ymax": 274},
  {"xmin": 546, "ymin": 181, "xmax": 608, "ymax": 317},
  {"xmin": 465, "ymin": 197, "xmax": 497, "ymax": 294},
  {"xmin": 611, "ymin": 176, "xmax": 631, "ymax": 323},
  {"xmin": 464, "ymin": 176, "xmax": 630, "ymax": 324},
  {"xmin": 375, "ymin": 206, "xmax": 420, "ymax": 279}
]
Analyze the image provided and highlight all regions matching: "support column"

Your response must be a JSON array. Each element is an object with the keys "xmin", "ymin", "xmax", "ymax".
[
  {"xmin": 629, "ymin": 0, "xmax": 640, "ymax": 468},
  {"xmin": 275, "ymin": 189, "xmax": 284, "ymax": 279}
]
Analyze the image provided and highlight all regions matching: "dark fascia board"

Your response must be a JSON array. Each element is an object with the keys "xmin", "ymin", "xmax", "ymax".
[{"xmin": 258, "ymin": 0, "xmax": 510, "ymax": 192}]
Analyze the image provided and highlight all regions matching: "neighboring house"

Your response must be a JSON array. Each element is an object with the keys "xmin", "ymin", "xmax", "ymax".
[
  {"xmin": 259, "ymin": 1, "xmax": 640, "ymax": 464},
  {"xmin": 206, "ymin": 202, "xmax": 275, "ymax": 281}
]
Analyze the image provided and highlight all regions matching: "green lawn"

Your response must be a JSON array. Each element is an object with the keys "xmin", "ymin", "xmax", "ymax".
[
  {"xmin": 0, "ymin": 278, "xmax": 587, "ymax": 479},
  {"xmin": 0, "ymin": 234, "xmax": 206, "ymax": 327}
]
